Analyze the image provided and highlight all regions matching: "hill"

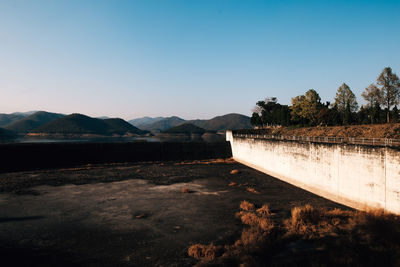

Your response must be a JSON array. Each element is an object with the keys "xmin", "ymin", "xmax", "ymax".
[
  {"xmin": 139, "ymin": 114, "xmax": 251, "ymax": 132},
  {"xmin": 162, "ymin": 123, "xmax": 206, "ymax": 134},
  {"xmin": 4, "ymin": 111, "xmax": 64, "ymax": 133},
  {"xmin": 140, "ymin": 116, "xmax": 186, "ymax": 132},
  {"xmin": 103, "ymin": 118, "xmax": 148, "ymax": 135},
  {"xmin": 0, "ymin": 128, "xmax": 16, "ymax": 141},
  {"xmin": 128, "ymin": 117, "xmax": 164, "ymax": 127},
  {"xmin": 187, "ymin": 113, "xmax": 252, "ymax": 131},
  {"xmin": 33, "ymin": 114, "xmax": 146, "ymax": 135},
  {"xmin": 0, "ymin": 113, "xmax": 26, "ymax": 127}
]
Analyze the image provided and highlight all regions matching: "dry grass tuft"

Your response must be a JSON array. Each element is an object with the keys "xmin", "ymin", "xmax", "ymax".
[
  {"xmin": 256, "ymin": 204, "xmax": 271, "ymax": 216},
  {"xmin": 228, "ymin": 181, "xmax": 237, "ymax": 187},
  {"xmin": 190, "ymin": 201, "xmax": 274, "ymax": 265},
  {"xmin": 188, "ymin": 203, "xmax": 400, "ymax": 266},
  {"xmin": 230, "ymin": 169, "xmax": 239, "ymax": 175},
  {"xmin": 187, "ymin": 243, "xmax": 223, "ymax": 261},
  {"xmin": 239, "ymin": 200, "xmax": 255, "ymax": 211},
  {"xmin": 246, "ymin": 187, "xmax": 260, "ymax": 194}
]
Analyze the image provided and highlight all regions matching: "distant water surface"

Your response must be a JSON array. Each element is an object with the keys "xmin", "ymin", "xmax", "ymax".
[{"xmin": 15, "ymin": 137, "xmax": 161, "ymax": 143}]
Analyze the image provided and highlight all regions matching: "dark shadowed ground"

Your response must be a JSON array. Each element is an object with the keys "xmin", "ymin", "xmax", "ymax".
[{"xmin": 0, "ymin": 159, "xmax": 348, "ymax": 266}]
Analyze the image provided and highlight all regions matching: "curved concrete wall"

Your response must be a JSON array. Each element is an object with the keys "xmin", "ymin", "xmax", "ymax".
[{"xmin": 226, "ymin": 131, "xmax": 400, "ymax": 214}]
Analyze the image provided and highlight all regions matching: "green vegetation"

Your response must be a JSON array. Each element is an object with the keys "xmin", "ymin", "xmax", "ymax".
[
  {"xmin": 33, "ymin": 113, "xmax": 147, "ymax": 135},
  {"xmin": 103, "ymin": 118, "xmax": 147, "ymax": 135},
  {"xmin": 162, "ymin": 123, "xmax": 206, "ymax": 134},
  {"xmin": 0, "ymin": 113, "xmax": 26, "ymax": 127},
  {"xmin": 187, "ymin": 113, "xmax": 252, "ymax": 131},
  {"xmin": 4, "ymin": 111, "xmax": 64, "ymax": 133},
  {"xmin": 139, "ymin": 116, "xmax": 186, "ymax": 132},
  {"xmin": 252, "ymin": 67, "xmax": 400, "ymax": 127}
]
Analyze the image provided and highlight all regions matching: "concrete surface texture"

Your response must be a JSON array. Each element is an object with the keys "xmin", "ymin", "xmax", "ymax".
[{"xmin": 226, "ymin": 131, "xmax": 400, "ymax": 214}]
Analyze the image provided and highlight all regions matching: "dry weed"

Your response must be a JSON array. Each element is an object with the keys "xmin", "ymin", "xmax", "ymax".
[
  {"xmin": 257, "ymin": 204, "xmax": 271, "ymax": 216},
  {"xmin": 240, "ymin": 200, "xmax": 255, "ymax": 211},
  {"xmin": 188, "ymin": 202, "xmax": 400, "ymax": 266},
  {"xmin": 228, "ymin": 181, "xmax": 237, "ymax": 187},
  {"xmin": 246, "ymin": 187, "xmax": 260, "ymax": 194},
  {"xmin": 187, "ymin": 243, "xmax": 223, "ymax": 261},
  {"xmin": 230, "ymin": 169, "xmax": 239, "ymax": 175}
]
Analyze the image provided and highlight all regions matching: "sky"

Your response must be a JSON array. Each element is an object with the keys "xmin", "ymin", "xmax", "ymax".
[{"xmin": 1, "ymin": 0, "xmax": 400, "ymax": 120}]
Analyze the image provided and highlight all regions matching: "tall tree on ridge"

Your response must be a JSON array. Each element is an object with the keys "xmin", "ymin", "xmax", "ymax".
[
  {"xmin": 333, "ymin": 83, "xmax": 358, "ymax": 124},
  {"xmin": 376, "ymin": 67, "xmax": 400, "ymax": 123},
  {"xmin": 361, "ymin": 84, "xmax": 383, "ymax": 123},
  {"xmin": 290, "ymin": 89, "xmax": 322, "ymax": 126}
]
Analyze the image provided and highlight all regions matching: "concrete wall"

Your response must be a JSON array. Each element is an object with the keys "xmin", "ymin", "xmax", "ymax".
[
  {"xmin": 226, "ymin": 131, "xmax": 400, "ymax": 214},
  {"xmin": 0, "ymin": 141, "xmax": 232, "ymax": 173}
]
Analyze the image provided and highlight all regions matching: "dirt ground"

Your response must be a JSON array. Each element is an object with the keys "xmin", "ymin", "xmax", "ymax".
[
  {"xmin": 0, "ymin": 159, "xmax": 348, "ymax": 266},
  {"xmin": 244, "ymin": 123, "xmax": 400, "ymax": 139}
]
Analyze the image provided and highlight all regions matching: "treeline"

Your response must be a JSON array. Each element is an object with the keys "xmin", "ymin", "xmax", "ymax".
[{"xmin": 251, "ymin": 67, "xmax": 400, "ymax": 127}]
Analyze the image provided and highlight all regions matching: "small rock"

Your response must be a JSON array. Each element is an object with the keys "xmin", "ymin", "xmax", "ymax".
[{"xmin": 181, "ymin": 187, "xmax": 190, "ymax": 193}]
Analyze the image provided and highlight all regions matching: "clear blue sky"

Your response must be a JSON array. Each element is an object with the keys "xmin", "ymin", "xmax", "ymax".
[{"xmin": 1, "ymin": 0, "xmax": 399, "ymax": 120}]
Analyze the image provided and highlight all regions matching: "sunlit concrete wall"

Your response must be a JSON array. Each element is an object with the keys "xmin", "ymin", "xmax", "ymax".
[{"xmin": 226, "ymin": 131, "xmax": 400, "ymax": 214}]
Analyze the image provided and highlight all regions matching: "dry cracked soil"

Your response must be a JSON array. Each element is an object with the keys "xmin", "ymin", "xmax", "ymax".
[{"xmin": 0, "ymin": 159, "xmax": 347, "ymax": 266}]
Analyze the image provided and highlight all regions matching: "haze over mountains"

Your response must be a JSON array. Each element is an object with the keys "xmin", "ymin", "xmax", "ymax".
[
  {"xmin": 134, "ymin": 113, "xmax": 252, "ymax": 132},
  {"xmin": 5, "ymin": 111, "xmax": 64, "ymax": 133},
  {"xmin": 0, "ymin": 111, "xmax": 251, "ymax": 140},
  {"xmin": 128, "ymin": 117, "xmax": 164, "ymax": 128}
]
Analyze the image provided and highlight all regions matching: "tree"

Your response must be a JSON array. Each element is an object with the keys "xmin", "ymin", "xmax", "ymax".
[
  {"xmin": 376, "ymin": 67, "xmax": 400, "ymax": 123},
  {"xmin": 333, "ymin": 83, "xmax": 358, "ymax": 124},
  {"xmin": 251, "ymin": 97, "xmax": 290, "ymax": 127},
  {"xmin": 290, "ymin": 89, "xmax": 322, "ymax": 125},
  {"xmin": 392, "ymin": 105, "xmax": 400, "ymax": 123},
  {"xmin": 362, "ymin": 84, "xmax": 383, "ymax": 107},
  {"xmin": 251, "ymin": 105, "xmax": 264, "ymax": 127},
  {"xmin": 290, "ymin": 95, "xmax": 306, "ymax": 125},
  {"xmin": 361, "ymin": 84, "xmax": 383, "ymax": 124},
  {"xmin": 250, "ymin": 112, "xmax": 262, "ymax": 126}
]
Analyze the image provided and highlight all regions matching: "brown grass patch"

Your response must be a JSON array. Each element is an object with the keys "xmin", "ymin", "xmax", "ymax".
[
  {"xmin": 228, "ymin": 181, "xmax": 237, "ymax": 187},
  {"xmin": 187, "ymin": 243, "xmax": 223, "ymax": 261},
  {"xmin": 239, "ymin": 200, "xmax": 255, "ymax": 211},
  {"xmin": 230, "ymin": 169, "xmax": 239, "ymax": 175},
  {"xmin": 188, "ymin": 203, "xmax": 400, "ymax": 266},
  {"xmin": 246, "ymin": 187, "xmax": 260, "ymax": 194}
]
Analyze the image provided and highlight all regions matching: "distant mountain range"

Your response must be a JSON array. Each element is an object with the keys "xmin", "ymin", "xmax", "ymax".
[
  {"xmin": 0, "ymin": 111, "xmax": 42, "ymax": 128},
  {"xmin": 4, "ymin": 111, "xmax": 65, "ymax": 133},
  {"xmin": 186, "ymin": 113, "xmax": 252, "ymax": 131},
  {"xmin": 132, "ymin": 113, "xmax": 251, "ymax": 132},
  {"xmin": 33, "ymin": 114, "xmax": 146, "ymax": 135},
  {"xmin": 0, "ymin": 111, "xmax": 251, "ymax": 137},
  {"xmin": 128, "ymin": 117, "xmax": 164, "ymax": 127},
  {"xmin": 0, "ymin": 113, "xmax": 27, "ymax": 127},
  {"xmin": 162, "ymin": 123, "xmax": 206, "ymax": 134},
  {"xmin": 138, "ymin": 116, "xmax": 186, "ymax": 132}
]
